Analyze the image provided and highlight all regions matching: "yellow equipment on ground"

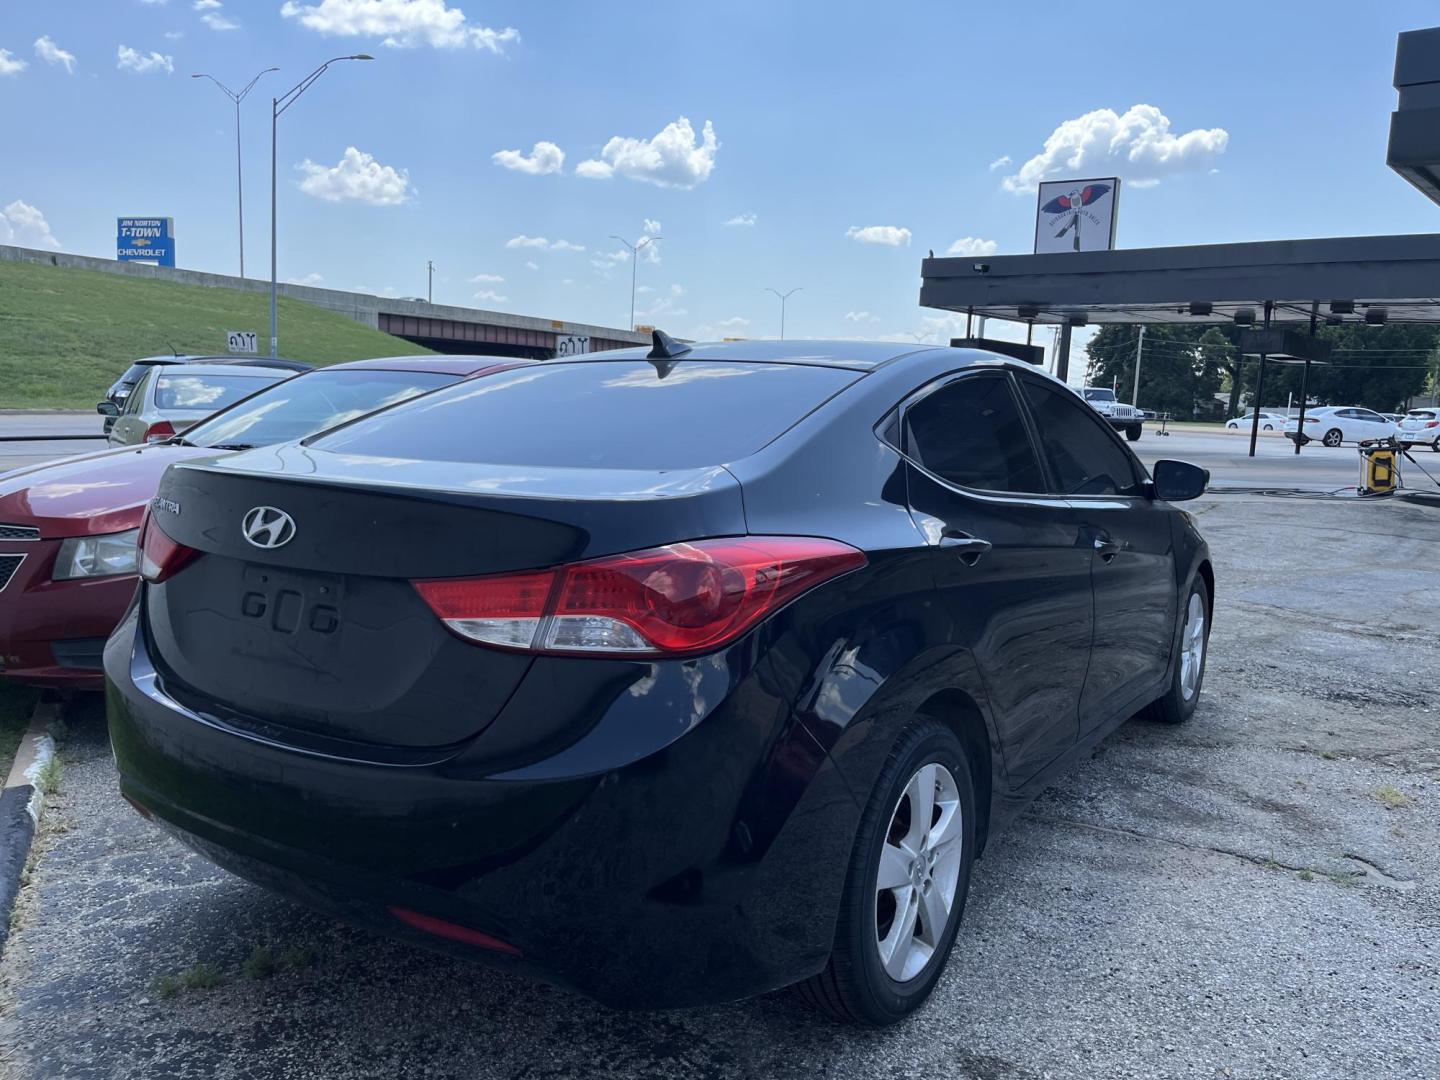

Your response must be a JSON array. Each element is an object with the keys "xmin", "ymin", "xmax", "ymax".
[{"xmin": 1358, "ymin": 441, "xmax": 1400, "ymax": 496}]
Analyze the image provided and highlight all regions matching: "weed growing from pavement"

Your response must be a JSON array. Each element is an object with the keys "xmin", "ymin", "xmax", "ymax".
[
  {"xmin": 154, "ymin": 963, "xmax": 226, "ymax": 999},
  {"xmin": 242, "ymin": 944, "xmax": 317, "ymax": 980},
  {"xmin": 36, "ymin": 756, "xmax": 62, "ymax": 795},
  {"xmin": 1374, "ymin": 784, "xmax": 1414, "ymax": 809}
]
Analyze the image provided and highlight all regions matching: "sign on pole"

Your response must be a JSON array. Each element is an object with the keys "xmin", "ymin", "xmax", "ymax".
[
  {"xmin": 556, "ymin": 334, "xmax": 590, "ymax": 357},
  {"xmin": 116, "ymin": 217, "xmax": 176, "ymax": 267},
  {"xmin": 1033, "ymin": 179, "xmax": 1120, "ymax": 254},
  {"xmin": 226, "ymin": 330, "xmax": 258, "ymax": 354}
]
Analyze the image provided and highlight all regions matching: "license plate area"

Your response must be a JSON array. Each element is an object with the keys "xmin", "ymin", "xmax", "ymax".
[{"xmin": 238, "ymin": 565, "xmax": 345, "ymax": 662}]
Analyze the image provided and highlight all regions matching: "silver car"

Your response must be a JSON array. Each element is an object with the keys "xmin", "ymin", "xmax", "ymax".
[{"xmin": 102, "ymin": 363, "xmax": 290, "ymax": 446}]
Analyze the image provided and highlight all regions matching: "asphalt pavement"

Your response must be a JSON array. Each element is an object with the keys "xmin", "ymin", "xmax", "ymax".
[
  {"xmin": 0, "ymin": 413, "xmax": 108, "ymax": 474},
  {"xmin": 0, "ymin": 493, "xmax": 1436, "ymax": 1079}
]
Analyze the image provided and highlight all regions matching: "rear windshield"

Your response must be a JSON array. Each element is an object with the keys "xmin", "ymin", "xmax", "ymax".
[
  {"xmin": 310, "ymin": 360, "xmax": 858, "ymax": 469},
  {"xmin": 186, "ymin": 369, "xmax": 458, "ymax": 449},
  {"xmin": 1408, "ymin": 410, "xmax": 1437, "ymax": 419},
  {"xmin": 154, "ymin": 373, "xmax": 281, "ymax": 412}
]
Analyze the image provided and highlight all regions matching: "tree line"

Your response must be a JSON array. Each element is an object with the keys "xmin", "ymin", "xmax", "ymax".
[{"xmin": 1083, "ymin": 322, "xmax": 1440, "ymax": 418}]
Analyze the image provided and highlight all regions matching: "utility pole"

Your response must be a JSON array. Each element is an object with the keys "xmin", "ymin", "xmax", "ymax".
[
  {"xmin": 609, "ymin": 234, "xmax": 660, "ymax": 329},
  {"xmin": 191, "ymin": 67, "xmax": 278, "ymax": 278},
  {"xmin": 427, "ymin": 260, "xmax": 435, "ymax": 304},
  {"xmin": 269, "ymin": 54, "xmax": 374, "ymax": 356},
  {"xmin": 1132, "ymin": 325, "xmax": 1146, "ymax": 407},
  {"xmin": 764, "ymin": 287, "xmax": 802, "ymax": 340}
]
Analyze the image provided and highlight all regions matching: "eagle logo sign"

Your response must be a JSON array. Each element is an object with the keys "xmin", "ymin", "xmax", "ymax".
[{"xmin": 1041, "ymin": 184, "xmax": 1111, "ymax": 251}]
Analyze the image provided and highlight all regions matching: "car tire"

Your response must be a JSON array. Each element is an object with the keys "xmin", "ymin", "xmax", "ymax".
[
  {"xmin": 1125, "ymin": 425, "xmax": 1142, "ymax": 441},
  {"xmin": 797, "ymin": 720, "xmax": 975, "ymax": 1026},
  {"xmin": 1263, "ymin": 424, "xmax": 1273, "ymax": 431},
  {"xmin": 1322, "ymin": 428, "xmax": 1343, "ymax": 448},
  {"xmin": 1142, "ymin": 575, "xmax": 1210, "ymax": 725},
  {"xmin": 1432, "ymin": 438, "xmax": 1439, "ymax": 453}
]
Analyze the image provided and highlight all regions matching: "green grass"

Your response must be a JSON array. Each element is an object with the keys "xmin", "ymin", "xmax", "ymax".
[
  {"xmin": 0, "ymin": 260, "xmax": 431, "ymax": 409},
  {"xmin": 0, "ymin": 682, "xmax": 39, "ymax": 781}
]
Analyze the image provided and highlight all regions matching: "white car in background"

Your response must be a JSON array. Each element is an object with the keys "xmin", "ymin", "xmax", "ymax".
[
  {"xmin": 1396, "ymin": 407, "xmax": 1440, "ymax": 451},
  {"xmin": 1225, "ymin": 410, "xmax": 1288, "ymax": 432},
  {"xmin": 1284, "ymin": 406, "xmax": 1397, "ymax": 448},
  {"xmin": 101, "ymin": 363, "xmax": 290, "ymax": 446}
]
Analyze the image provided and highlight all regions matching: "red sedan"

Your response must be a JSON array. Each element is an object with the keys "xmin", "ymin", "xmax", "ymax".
[{"xmin": 0, "ymin": 356, "xmax": 528, "ymax": 689}]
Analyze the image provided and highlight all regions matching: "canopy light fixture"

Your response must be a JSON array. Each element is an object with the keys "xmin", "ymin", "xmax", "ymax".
[{"xmin": 1188, "ymin": 302, "xmax": 1213, "ymax": 317}]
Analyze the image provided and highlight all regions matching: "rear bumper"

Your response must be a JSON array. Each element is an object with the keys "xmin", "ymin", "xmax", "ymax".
[
  {"xmin": 103, "ymin": 603, "xmax": 858, "ymax": 1009},
  {"xmin": 0, "ymin": 539, "xmax": 134, "ymax": 689}
]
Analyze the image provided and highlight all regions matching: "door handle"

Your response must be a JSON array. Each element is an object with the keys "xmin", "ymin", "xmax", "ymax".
[
  {"xmin": 1093, "ymin": 534, "xmax": 1121, "ymax": 562},
  {"xmin": 940, "ymin": 530, "xmax": 992, "ymax": 566}
]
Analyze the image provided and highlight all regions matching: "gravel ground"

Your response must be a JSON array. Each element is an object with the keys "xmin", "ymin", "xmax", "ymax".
[{"xmin": 1, "ymin": 493, "xmax": 1437, "ymax": 1080}]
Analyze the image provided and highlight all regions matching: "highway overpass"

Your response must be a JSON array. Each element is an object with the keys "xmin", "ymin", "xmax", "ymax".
[{"xmin": 0, "ymin": 244, "xmax": 649, "ymax": 359}]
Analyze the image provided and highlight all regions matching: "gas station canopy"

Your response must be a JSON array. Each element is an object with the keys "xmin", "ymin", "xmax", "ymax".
[{"xmin": 919, "ymin": 232, "xmax": 1440, "ymax": 327}]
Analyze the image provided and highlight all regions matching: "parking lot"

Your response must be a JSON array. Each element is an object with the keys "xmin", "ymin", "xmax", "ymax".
[{"xmin": 0, "ymin": 422, "xmax": 1436, "ymax": 1079}]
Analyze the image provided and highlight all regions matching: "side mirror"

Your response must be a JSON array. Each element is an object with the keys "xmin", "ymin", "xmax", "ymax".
[
  {"xmin": 1151, "ymin": 459, "xmax": 1208, "ymax": 501},
  {"xmin": 96, "ymin": 401, "xmax": 121, "ymax": 417}
]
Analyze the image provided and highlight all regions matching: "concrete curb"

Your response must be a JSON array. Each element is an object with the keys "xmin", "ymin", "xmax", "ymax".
[{"xmin": 0, "ymin": 701, "xmax": 59, "ymax": 954}]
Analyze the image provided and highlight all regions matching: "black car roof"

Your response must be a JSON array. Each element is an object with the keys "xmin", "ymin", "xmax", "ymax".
[
  {"xmin": 585, "ymin": 339, "xmax": 942, "ymax": 372},
  {"xmin": 325, "ymin": 355, "xmax": 533, "ymax": 376}
]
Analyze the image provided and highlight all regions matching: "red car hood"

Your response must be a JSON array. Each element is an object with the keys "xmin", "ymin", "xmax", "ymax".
[{"xmin": 0, "ymin": 443, "xmax": 231, "ymax": 538}]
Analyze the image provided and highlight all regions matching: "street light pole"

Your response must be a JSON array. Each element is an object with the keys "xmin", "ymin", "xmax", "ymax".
[
  {"xmin": 191, "ymin": 67, "xmax": 278, "ymax": 278},
  {"xmin": 269, "ymin": 54, "xmax": 374, "ymax": 356},
  {"xmin": 764, "ymin": 287, "xmax": 802, "ymax": 340},
  {"xmin": 427, "ymin": 260, "xmax": 435, "ymax": 304},
  {"xmin": 610, "ymin": 235, "xmax": 660, "ymax": 329}
]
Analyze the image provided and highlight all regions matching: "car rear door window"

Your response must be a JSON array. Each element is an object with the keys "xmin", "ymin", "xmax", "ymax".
[
  {"xmin": 1019, "ymin": 377, "xmax": 1143, "ymax": 496},
  {"xmin": 154, "ymin": 374, "xmax": 277, "ymax": 412},
  {"xmin": 901, "ymin": 373, "xmax": 1045, "ymax": 494},
  {"xmin": 310, "ymin": 360, "xmax": 859, "ymax": 470}
]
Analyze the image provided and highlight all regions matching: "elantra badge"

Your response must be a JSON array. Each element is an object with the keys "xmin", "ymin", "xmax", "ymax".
[{"xmin": 241, "ymin": 506, "xmax": 296, "ymax": 549}]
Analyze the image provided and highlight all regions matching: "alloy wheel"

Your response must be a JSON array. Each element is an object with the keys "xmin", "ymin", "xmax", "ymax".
[
  {"xmin": 873, "ymin": 762, "xmax": 963, "ymax": 983},
  {"xmin": 1323, "ymin": 429, "xmax": 1343, "ymax": 447},
  {"xmin": 1180, "ymin": 591, "xmax": 1207, "ymax": 702}
]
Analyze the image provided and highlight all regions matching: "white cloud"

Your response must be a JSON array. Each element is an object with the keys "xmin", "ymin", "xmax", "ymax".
[
  {"xmin": 164, "ymin": 30, "xmax": 185, "ymax": 40},
  {"xmin": 117, "ymin": 45, "xmax": 173, "ymax": 74},
  {"xmin": 1001, "ymin": 104, "xmax": 1228, "ymax": 193},
  {"xmin": 492, "ymin": 141, "xmax": 564, "ymax": 175},
  {"xmin": 473, "ymin": 289, "xmax": 508, "ymax": 303},
  {"xmin": 724, "ymin": 212, "xmax": 756, "ymax": 227},
  {"xmin": 201, "ymin": 11, "xmax": 239, "ymax": 31},
  {"xmin": 0, "ymin": 50, "xmax": 29, "ymax": 76},
  {"xmin": 987, "ymin": 155, "xmax": 1011, "ymax": 171},
  {"xmin": 504, "ymin": 235, "xmax": 584, "ymax": 252},
  {"xmin": 280, "ymin": 0, "xmax": 519, "ymax": 52},
  {"xmin": 717, "ymin": 315, "xmax": 749, "ymax": 328},
  {"xmin": 34, "ymin": 37, "xmax": 76, "ymax": 74},
  {"xmin": 642, "ymin": 218, "xmax": 661, "ymax": 236},
  {"xmin": 286, "ymin": 271, "xmax": 325, "ymax": 286},
  {"xmin": 192, "ymin": 0, "xmax": 221, "ymax": 9},
  {"xmin": 524, "ymin": 260, "xmax": 539, "ymax": 270},
  {"xmin": 469, "ymin": 272, "xmax": 504, "ymax": 283},
  {"xmin": 846, "ymin": 225, "xmax": 911, "ymax": 247},
  {"xmin": 946, "ymin": 236, "xmax": 998, "ymax": 257},
  {"xmin": 297, "ymin": 146, "xmax": 414, "ymax": 205},
  {"xmin": 576, "ymin": 116, "xmax": 718, "ymax": 189},
  {"xmin": 844, "ymin": 311, "xmax": 879, "ymax": 323},
  {"xmin": 0, "ymin": 200, "xmax": 60, "ymax": 249}
]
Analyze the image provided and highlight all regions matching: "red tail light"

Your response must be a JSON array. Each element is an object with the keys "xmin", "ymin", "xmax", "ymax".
[
  {"xmin": 1427, "ymin": 420, "xmax": 1439, "ymax": 429},
  {"xmin": 138, "ymin": 511, "xmax": 200, "ymax": 583},
  {"xmin": 387, "ymin": 906, "xmax": 522, "ymax": 957},
  {"xmin": 414, "ymin": 537, "xmax": 866, "ymax": 657},
  {"xmin": 143, "ymin": 420, "xmax": 176, "ymax": 443}
]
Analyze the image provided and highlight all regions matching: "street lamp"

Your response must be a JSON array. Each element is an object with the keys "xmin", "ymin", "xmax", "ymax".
[
  {"xmin": 191, "ymin": 67, "xmax": 278, "ymax": 278},
  {"xmin": 764, "ymin": 287, "xmax": 802, "ymax": 340},
  {"xmin": 610, "ymin": 234, "xmax": 661, "ymax": 330},
  {"xmin": 269, "ymin": 54, "xmax": 374, "ymax": 356}
]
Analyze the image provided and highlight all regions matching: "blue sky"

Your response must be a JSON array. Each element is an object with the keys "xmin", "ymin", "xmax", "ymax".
[{"xmin": 2, "ymin": 0, "xmax": 1439, "ymax": 355}]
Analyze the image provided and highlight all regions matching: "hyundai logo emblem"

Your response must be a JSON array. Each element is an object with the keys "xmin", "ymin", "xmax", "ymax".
[{"xmin": 241, "ymin": 506, "xmax": 296, "ymax": 549}]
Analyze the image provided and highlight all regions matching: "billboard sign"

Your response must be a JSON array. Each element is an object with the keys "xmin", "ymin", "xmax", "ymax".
[
  {"xmin": 117, "ymin": 217, "xmax": 176, "ymax": 267},
  {"xmin": 1033, "ymin": 179, "xmax": 1119, "ymax": 254}
]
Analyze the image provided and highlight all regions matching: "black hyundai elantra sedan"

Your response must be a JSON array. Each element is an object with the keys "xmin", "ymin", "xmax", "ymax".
[{"xmin": 105, "ymin": 336, "xmax": 1212, "ymax": 1025}]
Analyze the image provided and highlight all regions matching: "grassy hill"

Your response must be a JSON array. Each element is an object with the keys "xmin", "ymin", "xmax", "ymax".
[{"xmin": 0, "ymin": 260, "xmax": 431, "ymax": 409}]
